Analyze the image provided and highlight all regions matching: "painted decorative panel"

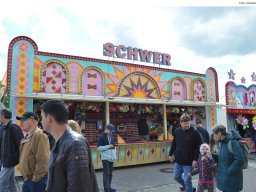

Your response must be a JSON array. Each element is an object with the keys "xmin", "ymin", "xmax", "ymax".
[
  {"xmin": 193, "ymin": 79, "xmax": 206, "ymax": 101},
  {"xmin": 11, "ymin": 40, "xmax": 34, "ymax": 95},
  {"xmin": 117, "ymin": 72, "xmax": 161, "ymax": 99},
  {"xmin": 170, "ymin": 77, "xmax": 186, "ymax": 100},
  {"xmin": 206, "ymin": 69, "xmax": 216, "ymax": 127},
  {"xmin": 33, "ymin": 57, "xmax": 43, "ymax": 92},
  {"xmin": 105, "ymin": 66, "xmax": 168, "ymax": 98},
  {"xmin": 91, "ymin": 141, "xmax": 171, "ymax": 169},
  {"xmin": 226, "ymin": 81, "xmax": 256, "ymax": 109},
  {"xmin": 10, "ymin": 97, "xmax": 33, "ymax": 123},
  {"xmin": 183, "ymin": 76, "xmax": 192, "ymax": 100},
  {"xmin": 41, "ymin": 62, "xmax": 67, "ymax": 93},
  {"xmin": 82, "ymin": 69, "xmax": 104, "ymax": 96},
  {"xmin": 67, "ymin": 62, "xmax": 83, "ymax": 93}
]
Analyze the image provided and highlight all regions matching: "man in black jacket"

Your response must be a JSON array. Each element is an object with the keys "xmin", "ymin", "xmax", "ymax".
[
  {"xmin": 41, "ymin": 100, "xmax": 99, "ymax": 192},
  {"xmin": 0, "ymin": 108, "xmax": 24, "ymax": 192},
  {"xmin": 169, "ymin": 114, "xmax": 202, "ymax": 192}
]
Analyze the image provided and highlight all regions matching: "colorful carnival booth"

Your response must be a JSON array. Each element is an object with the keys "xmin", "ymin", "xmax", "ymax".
[
  {"xmin": 6, "ymin": 36, "xmax": 219, "ymax": 169},
  {"xmin": 225, "ymin": 81, "xmax": 256, "ymax": 154}
]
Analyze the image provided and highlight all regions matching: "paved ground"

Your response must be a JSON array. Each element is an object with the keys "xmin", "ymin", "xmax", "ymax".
[
  {"xmin": 16, "ymin": 160, "xmax": 256, "ymax": 192},
  {"xmin": 95, "ymin": 160, "xmax": 256, "ymax": 192}
]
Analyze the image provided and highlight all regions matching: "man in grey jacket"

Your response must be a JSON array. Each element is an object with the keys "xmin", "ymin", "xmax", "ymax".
[{"xmin": 41, "ymin": 99, "xmax": 99, "ymax": 192}]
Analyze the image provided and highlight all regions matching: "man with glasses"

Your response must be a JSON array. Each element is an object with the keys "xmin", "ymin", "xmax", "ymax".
[
  {"xmin": 16, "ymin": 112, "xmax": 50, "ymax": 192},
  {"xmin": 169, "ymin": 114, "xmax": 203, "ymax": 192},
  {"xmin": 0, "ymin": 108, "xmax": 23, "ymax": 192}
]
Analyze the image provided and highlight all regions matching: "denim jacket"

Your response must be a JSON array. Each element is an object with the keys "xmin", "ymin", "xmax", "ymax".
[{"xmin": 97, "ymin": 132, "xmax": 116, "ymax": 162}]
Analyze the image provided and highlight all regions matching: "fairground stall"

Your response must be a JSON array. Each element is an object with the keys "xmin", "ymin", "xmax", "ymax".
[
  {"xmin": 225, "ymin": 81, "xmax": 256, "ymax": 154},
  {"xmin": 6, "ymin": 36, "xmax": 219, "ymax": 169}
]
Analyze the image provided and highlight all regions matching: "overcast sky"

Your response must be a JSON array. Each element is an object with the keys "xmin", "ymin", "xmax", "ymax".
[{"xmin": 1, "ymin": 1, "xmax": 256, "ymax": 104}]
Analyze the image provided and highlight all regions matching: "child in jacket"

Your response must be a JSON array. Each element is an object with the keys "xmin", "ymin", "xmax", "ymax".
[{"xmin": 189, "ymin": 143, "xmax": 216, "ymax": 192}]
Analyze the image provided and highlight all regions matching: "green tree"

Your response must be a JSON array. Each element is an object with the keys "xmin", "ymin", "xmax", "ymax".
[{"xmin": 0, "ymin": 81, "xmax": 9, "ymax": 108}]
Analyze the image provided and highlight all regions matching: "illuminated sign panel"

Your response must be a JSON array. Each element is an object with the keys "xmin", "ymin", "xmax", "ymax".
[{"xmin": 103, "ymin": 42, "xmax": 171, "ymax": 66}]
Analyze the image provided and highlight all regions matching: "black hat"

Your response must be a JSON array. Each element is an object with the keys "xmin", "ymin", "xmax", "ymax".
[{"xmin": 16, "ymin": 112, "xmax": 39, "ymax": 121}]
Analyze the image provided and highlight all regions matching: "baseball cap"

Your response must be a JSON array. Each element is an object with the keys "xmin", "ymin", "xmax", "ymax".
[
  {"xmin": 105, "ymin": 124, "xmax": 115, "ymax": 132},
  {"xmin": 16, "ymin": 112, "xmax": 39, "ymax": 121}
]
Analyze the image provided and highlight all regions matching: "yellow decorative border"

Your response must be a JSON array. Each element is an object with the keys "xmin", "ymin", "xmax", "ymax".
[
  {"xmin": 79, "ymin": 66, "xmax": 106, "ymax": 95},
  {"xmin": 191, "ymin": 78, "xmax": 207, "ymax": 101},
  {"xmin": 39, "ymin": 59, "xmax": 70, "ymax": 93},
  {"xmin": 169, "ymin": 76, "xmax": 187, "ymax": 100},
  {"xmin": 116, "ymin": 71, "xmax": 161, "ymax": 99}
]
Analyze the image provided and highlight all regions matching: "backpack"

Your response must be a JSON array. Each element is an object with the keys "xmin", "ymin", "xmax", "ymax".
[{"xmin": 227, "ymin": 138, "xmax": 250, "ymax": 169}]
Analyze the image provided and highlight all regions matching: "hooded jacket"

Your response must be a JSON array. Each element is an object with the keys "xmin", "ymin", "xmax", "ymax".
[
  {"xmin": 97, "ymin": 132, "xmax": 116, "ymax": 162},
  {"xmin": 216, "ymin": 133, "xmax": 244, "ymax": 192},
  {"xmin": 191, "ymin": 153, "xmax": 215, "ymax": 183}
]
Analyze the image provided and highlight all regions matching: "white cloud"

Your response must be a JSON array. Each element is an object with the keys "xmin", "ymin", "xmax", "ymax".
[{"xmin": 0, "ymin": 3, "xmax": 256, "ymax": 106}]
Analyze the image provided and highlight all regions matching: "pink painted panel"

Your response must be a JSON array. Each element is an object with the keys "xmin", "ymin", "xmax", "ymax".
[
  {"xmin": 171, "ymin": 79, "xmax": 185, "ymax": 100},
  {"xmin": 82, "ymin": 69, "xmax": 103, "ymax": 96}
]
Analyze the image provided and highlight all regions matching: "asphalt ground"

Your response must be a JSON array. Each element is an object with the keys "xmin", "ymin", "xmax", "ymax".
[
  {"xmin": 15, "ymin": 160, "xmax": 256, "ymax": 192},
  {"xmin": 95, "ymin": 160, "xmax": 256, "ymax": 192}
]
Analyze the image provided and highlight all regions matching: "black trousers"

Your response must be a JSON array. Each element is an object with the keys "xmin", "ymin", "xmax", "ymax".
[{"xmin": 102, "ymin": 160, "xmax": 114, "ymax": 192}]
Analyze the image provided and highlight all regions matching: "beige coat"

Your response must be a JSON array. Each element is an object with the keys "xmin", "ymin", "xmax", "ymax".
[{"xmin": 19, "ymin": 127, "xmax": 50, "ymax": 182}]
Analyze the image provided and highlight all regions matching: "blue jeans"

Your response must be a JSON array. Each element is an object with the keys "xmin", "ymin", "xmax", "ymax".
[
  {"xmin": 173, "ymin": 163, "xmax": 193, "ymax": 192},
  {"xmin": 22, "ymin": 175, "xmax": 47, "ymax": 192},
  {"xmin": 0, "ymin": 165, "xmax": 18, "ymax": 192},
  {"xmin": 102, "ymin": 160, "xmax": 114, "ymax": 192}
]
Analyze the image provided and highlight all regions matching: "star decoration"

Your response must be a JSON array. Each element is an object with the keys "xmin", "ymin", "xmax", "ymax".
[
  {"xmin": 241, "ymin": 77, "xmax": 246, "ymax": 84},
  {"xmin": 228, "ymin": 69, "xmax": 235, "ymax": 80},
  {"xmin": 251, "ymin": 72, "xmax": 256, "ymax": 82}
]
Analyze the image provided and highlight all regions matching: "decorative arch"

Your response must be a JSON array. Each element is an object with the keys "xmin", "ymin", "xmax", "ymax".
[
  {"xmin": 80, "ymin": 66, "xmax": 106, "ymax": 96},
  {"xmin": 7, "ymin": 36, "xmax": 38, "ymax": 91},
  {"xmin": 170, "ymin": 76, "xmax": 187, "ymax": 100},
  {"xmin": 39, "ymin": 59, "xmax": 70, "ymax": 93},
  {"xmin": 116, "ymin": 71, "xmax": 161, "ymax": 99},
  {"xmin": 191, "ymin": 78, "xmax": 207, "ymax": 101}
]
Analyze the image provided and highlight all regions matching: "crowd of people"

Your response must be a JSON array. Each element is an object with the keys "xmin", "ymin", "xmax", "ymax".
[
  {"xmin": 169, "ymin": 114, "xmax": 245, "ymax": 192},
  {"xmin": 0, "ymin": 100, "xmax": 247, "ymax": 192},
  {"xmin": 0, "ymin": 100, "xmax": 100, "ymax": 192}
]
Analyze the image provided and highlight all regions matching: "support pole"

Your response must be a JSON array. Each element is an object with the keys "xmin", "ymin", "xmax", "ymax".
[
  {"xmin": 105, "ymin": 101, "xmax": 110, "ymax": 124},
  {"xmin": 163, "ymin": 104, "xmax": 167, "ymax": 140}
]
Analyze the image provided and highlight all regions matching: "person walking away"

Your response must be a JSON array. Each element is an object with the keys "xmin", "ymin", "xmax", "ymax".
[
  {"xmin": 212, "ymin": 125, "xmax": 244, "ymax": 192},
  {"xmin": 41, "ymin": 99, "xmax": 99, "ymax": 192},
  {"xmin": 16, "ymin": 112, "xmax": 50, "ymax": 192},
  {"xmin": 189, "ymin": 144, "xmax": 215, "ymax": 192},
  {"xmin": 169, "ymin": 114, "xmax": 203, "ymax": 192},
  {"xmin": 67, "ymin": 119, "xmax": 81, "ymax": 134},
  {"xmin": 195, "ymin": 115, "xmax": 209, "ymax": 144},
  {"xmin": 137, "ymin": 115, "xmax": 149, "ymax": 141},
  {"xmin": 0, "ymin": 108, "xmax": 24, "ymax": 192},
  {"xmin": 97, "ymin": 124, "xmax": 117, "ymax": 192}
]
